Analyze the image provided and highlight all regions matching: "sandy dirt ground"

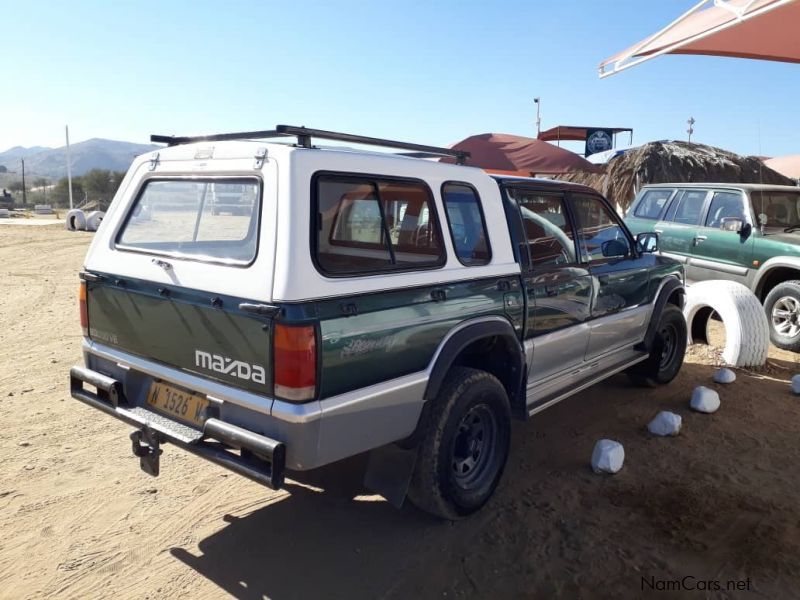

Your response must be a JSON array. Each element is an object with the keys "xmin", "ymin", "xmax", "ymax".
[{"xmin": 2, "ymin": 226, "xmax": 800, "ymax": 599}]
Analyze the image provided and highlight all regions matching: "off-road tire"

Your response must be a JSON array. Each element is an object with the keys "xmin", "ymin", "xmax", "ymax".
[
  {"xmin": 628, "ymin": 304, "xmax": 687, "ymax": 387},
  {"xmin": 764, "ymin": 280, "xmax": 800, "ymax": 352},
  {"xmin": 683, "ymin": 280, "xmax": 769, "ymax": 366},
  {"xmin": 407, "ymin": 367, "xmax": 511, "ymax": 520}
]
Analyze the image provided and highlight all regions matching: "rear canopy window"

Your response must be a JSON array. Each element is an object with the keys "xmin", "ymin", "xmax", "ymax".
[
  {"xmin": 117, "ymin": 179, "xmax": 260, "ymax": 265},
  {"xmin": 315, "ymin": 175, "xmax": 445, "ymax": 275},
  {"xmin": 633, "ymin": 189, "xmax": 673, "ymax": 219},
  {"xmin": 442, "ymin": 183, "xmax": 491, "ymax": 265}
]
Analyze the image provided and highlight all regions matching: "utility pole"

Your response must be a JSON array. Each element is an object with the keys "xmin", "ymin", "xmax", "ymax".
[
  {"xmin": 21, "ymin": 158, "xmax": 27, "ymax": 205},
  {"xmin": 687, "ymin": 117, "xmax": 695, "ymax": 143},
  {"xmin": 534, "ymin": 97, "xmax": 542, "ymax": 137},
  {"xmin": 66, "ymin": 125, "xmax": 74, "ymax": 210}
]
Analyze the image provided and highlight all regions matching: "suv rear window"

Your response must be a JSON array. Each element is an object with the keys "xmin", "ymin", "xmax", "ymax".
[
  {"xmin": 315, "ymin": 175, "xmax": 445, "ymax": 275},
  {"xmin": 633, "ymin": 189, "xmax": 673, "ymax": 219},
  {"xmin": 116, "ymin": 178, "xmax": 260, "ymax": 265},
  {"xmin": 442, "ymin": 183, "xmax": 491, "ymax": 265}
]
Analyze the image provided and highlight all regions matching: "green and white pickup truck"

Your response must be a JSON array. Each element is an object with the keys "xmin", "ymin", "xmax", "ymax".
[
  {"xmin": 70, "ymin": 126, "xmax": 686, "ymax": 519},
  {"xmin": 626, "ymin": 183, "xmax": 800, "ymax": 351}
]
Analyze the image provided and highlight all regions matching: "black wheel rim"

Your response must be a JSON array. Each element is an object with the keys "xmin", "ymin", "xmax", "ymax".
[
  {"xmin": 659, "ymin": 322, "xmax": 678, "ymax": 369},
  {"xmin": 451, "ymin": 402, "xmax": 498, "ymax": 491}
]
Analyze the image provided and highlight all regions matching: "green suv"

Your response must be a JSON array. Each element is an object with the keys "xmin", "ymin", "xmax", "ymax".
[
  {"xmin": 70, "ymin": 125, "xmax": 686, "ymax": 519},
  {"xmin": 626, "ymin": 183, "xmax": 800, "ymax": 351}
]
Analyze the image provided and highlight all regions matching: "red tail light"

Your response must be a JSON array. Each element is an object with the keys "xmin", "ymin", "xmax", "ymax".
[
  {"xmin": 79, "ymin": 281, "xmax": 89, "ymax": 336},
  {"xmin": 273, "ymin": 324, "xmax": 316, "ymax": 402}
]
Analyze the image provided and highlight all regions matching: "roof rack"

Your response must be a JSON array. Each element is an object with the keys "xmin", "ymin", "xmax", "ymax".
[{"xmin": 150, "ymin": 125, "xmax": 469, "ymax": 164}]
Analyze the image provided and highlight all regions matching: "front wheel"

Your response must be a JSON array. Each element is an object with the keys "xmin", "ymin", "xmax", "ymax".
[
  {"xmin": 628, "ymin": 304, "xmax": 687, "ymax": 387},
  {"xmin": 764, "ymin": 280, "xmax": 800, "ymax": 351},
  {"xmin": 408, "ymin": 367, "xmax": 511, "ymax": 520}
]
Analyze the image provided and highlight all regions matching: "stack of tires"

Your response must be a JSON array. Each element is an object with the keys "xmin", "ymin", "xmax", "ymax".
[{"xmin": 66, "ymin": 210, "xmax": 104, "ymax": 232}]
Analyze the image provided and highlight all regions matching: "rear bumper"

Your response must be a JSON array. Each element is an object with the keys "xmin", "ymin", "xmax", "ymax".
[{"xmin": 70, "ymin": 365, "xmax": 286, "ymax": 489}]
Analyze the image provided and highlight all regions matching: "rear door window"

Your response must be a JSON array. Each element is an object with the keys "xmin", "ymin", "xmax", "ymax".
[
  {"xmin": 315, "ymin": 175, "xmax": 445, "ymax": 275},
  {"xmin": 665, "ymin": 190, "xmax": 708, "ymax": 225},
  {"xmin": 441, "ymin": 183, "xmax": 491, "ymax": 265},
  {"xmin": 116, "ymin": 178, "xmax": 260, "ymax": 265},
  {"xmin": 508, "ymin": 188, "xmax": 577, "ymax": 267},
  {"xmin": 633, "ymin": 189, "xmax": 673, "ymax": 219}
]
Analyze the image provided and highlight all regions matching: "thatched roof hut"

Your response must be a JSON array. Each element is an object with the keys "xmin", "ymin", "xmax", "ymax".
[{"xmin": 558, "ymin": 141, "xmax": 794, "ymax": 212}]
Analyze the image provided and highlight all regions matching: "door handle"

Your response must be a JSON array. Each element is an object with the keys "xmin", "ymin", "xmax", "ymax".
[
  {"xmin": 430, "ymin": 288, "xmax": 447, "ymax": 302},
  {"xmin": 693, "ymin": 235, "xmax": 708, "ymax": 246}
]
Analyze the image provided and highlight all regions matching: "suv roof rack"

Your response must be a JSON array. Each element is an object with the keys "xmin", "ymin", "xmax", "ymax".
[{"xmin": 150, "ymin": 125, "xmax": 469, "ymax": 165}]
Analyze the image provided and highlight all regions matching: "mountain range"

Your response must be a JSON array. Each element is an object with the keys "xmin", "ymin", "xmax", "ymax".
[{"xmin": 0, "ymin": 138, "xmax": 159, "ymax": 178}]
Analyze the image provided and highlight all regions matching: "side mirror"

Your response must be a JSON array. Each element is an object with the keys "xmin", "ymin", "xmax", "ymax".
[
  {"xmin": 720, "ymin": 217, "xmax": 743, "ymax": 233},
  {"xmin": 601, "ymin": 238, "xmax": 630, "ymax": 258},
  {"xmin": 636, "ymin": 231, "xmax": 659, "ymax": 254}
]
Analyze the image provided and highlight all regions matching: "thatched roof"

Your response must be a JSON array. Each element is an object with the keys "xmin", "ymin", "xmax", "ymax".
[{"xmin": 557, "ymin": 141, "xmax": 794, "ymax": 212}]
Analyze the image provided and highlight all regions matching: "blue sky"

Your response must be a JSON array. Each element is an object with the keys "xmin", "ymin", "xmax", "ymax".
[{"xmin": 1, "ymin": 0, "xmax": 797, "ymax": 157}]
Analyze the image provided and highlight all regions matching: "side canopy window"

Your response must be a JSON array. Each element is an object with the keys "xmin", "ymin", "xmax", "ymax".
[
  {"xmin": 705, "ymin": 191, "xmax": 746, "ymax": 228},
  {"xmin": 509, "ymin": 188, "xmax": 577, "ymax": 267},
  {"xmin": 116, "ymin": 178, "xmax": 260, "ymax": 265},
  {"xmin": 571, "ymin": 194, "xmax": 631, "ymax": 261},
  {"xmin": 315, "ymin": 175, "xmax": 445, "ymax": 275},
  {"xmin": 633, "ymin": 189, "xmax": 673, "ymax": 219},
  {"xmin": 665, "ymin": 190, "xmax": 707, "ymax": 225},
  {"xmin": 441, "ymin": 183, "xmax": 491, "ymax": 265}
]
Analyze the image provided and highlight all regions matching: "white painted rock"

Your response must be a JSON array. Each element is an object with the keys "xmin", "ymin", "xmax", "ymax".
[
  {"xmin": 591, "ymin": 439, "xmax": 625, "ymax": 474},
  {"xmin": 792, "ymin": 375, "xmax": 800, "ymax": 395},
  {"xmin": 648, "ymin": 411, "xmax": 682, "ymax": 436},
  {"xmin": 690, "ymin": 386, "xmax": 720, "ymax": 413},
  {"xmin": 713, "ymin": 368, "xmax": 736, "ymax": 384}
]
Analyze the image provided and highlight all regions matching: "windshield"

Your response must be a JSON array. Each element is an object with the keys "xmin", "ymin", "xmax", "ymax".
[
  {"xmin": 116, "ymin": 178, "xmax": 260, "ymax": 265},
  {"xmin": 750, "ymin": 190, "xmax": 800, "ymax": 229}
]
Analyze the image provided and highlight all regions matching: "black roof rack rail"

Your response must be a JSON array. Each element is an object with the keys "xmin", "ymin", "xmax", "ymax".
[{"xmin": 150, "ymin": 125, "xmax": 469, "ymax": 164}]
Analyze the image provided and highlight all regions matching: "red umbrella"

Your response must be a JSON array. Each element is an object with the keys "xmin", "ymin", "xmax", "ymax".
[
  {"xmin": 600, "ymin": 0, "xmax": 800, "ymax": 77},
  {"xmin": 444, "ymin": 133, "xmax": 600, "ymax": 175}
]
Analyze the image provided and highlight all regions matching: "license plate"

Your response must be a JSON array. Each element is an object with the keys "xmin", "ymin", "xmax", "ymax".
[{"xmin": 146, "ymin": 381, "xmax": 209, "ymax": 427}]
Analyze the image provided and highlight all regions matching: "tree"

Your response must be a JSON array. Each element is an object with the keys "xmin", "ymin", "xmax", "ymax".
[
  {"xmin": 51, "ymin": 177, "xmax": 84, "ymax": 207},
  {"xmin": 0, "ymin": 165, "xmax": 7, "ymax": 173},
  {"xmin": 82, "ymin": 169, "xmax": 126, "ymax": 209}
]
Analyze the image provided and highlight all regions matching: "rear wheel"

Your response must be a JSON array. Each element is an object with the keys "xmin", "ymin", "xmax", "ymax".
[
  {"xmin": 764, "ymin": 281, "xmax": 800, "ymax": 351},
  {"xmin": 628, "ymin": 304, "xmax": 687, "ymax": 387},
  {"xmin": 408, "ymin": 367, "xmax": 511, "ymax": 520}
]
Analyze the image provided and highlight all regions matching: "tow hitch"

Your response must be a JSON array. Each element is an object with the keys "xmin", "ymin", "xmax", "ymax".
[{"xmin": 131, "ymin": 428, "xmax": 163, "ymax": 477}]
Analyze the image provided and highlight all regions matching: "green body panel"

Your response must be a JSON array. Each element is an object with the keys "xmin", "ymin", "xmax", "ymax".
[
  {"xmin": 689, "ymin": 227, "xmax": 754, "ymax": 269},
  {"xmin": 525, "ymin": 266, "xmax": 592, "ymax": 335},
  {"xmin": 87, "ymin": 278, "xmax": 272, "ymax": 394},
  {"xmin": 316, "ymin": 276, "xmax": 522, "ymax": 398},
  {"xmin": 751, "ymin": 232, "xmax": 800, "ymax": 265}
]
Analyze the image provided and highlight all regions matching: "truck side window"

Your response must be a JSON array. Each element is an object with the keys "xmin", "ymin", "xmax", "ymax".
[
  {"xmin": 705, "ymin": 191, "xmax": 746, "ymax": 228},
  {"xmin": 665, "ymin": 190, "xmax": 707, "ymax": 225},
  {"xmin": 571, "ymin": 194, "xmax": 631, "ymax": 262},
  {"xmin": 633, "ymin": 189, "xmax": 673, "ymax": 219},
  {"xmin": 315, "ymin": 175, "xmax": 445, "ymax": 275},
  {"xmin": 508, "ymin": 189, "xmax": 577, "ymax": 267},
  {"xmin": 441, "ymin": 183, "xmax": 491, "ymax": 265}
]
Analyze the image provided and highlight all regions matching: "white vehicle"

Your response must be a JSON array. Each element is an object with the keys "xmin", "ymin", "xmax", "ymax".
[{"xmin": 70, "ymin": 125, "xmax": 685, "ymax": 519}]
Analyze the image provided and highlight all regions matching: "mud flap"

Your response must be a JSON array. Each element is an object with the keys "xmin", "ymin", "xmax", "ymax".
[
  {"xmin": 363, "ymin": 444, "xmax": 417, "ymax": 508},
  {"xmin": 130, "ymin": 428, "xmax": 163, "ymax": 477}
]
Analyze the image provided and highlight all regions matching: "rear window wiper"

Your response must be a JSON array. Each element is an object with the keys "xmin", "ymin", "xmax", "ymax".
[{"xmin": 784, "ymin": 223, "xmax": 800, "ymax": 233}]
